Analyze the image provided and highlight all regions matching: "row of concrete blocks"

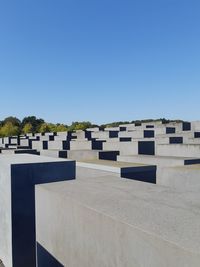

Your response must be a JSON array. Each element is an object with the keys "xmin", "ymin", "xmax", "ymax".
[
  {"xmin": 0, "ymin": 120, "xmax": 197, "ymax": 145},
  {"xmin": 1, "ymin": 130, "xmax": 200, "ymax": 159},
  {"xmin": 2, "ymin": 147, "xmax": 200, "ymax": 190},
  {"xmin": 2, "ymin": 128, "xmax": 200, "ymax": 144},
  {"xmin": 2, "ymin": 139, "xmax": 200, "ymax": 191},
  {"xmin": 0, "ymin": 148, "xmax": 120, "ymax": 161},
  {"xmin": 3, "ymin": 139, "xmax": 200, "ymax": 158}
]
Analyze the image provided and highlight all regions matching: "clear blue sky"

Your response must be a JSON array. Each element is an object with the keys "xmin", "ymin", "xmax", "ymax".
[{"xmin": 0, "ymin": 0, "xmax": 200, "ymax": 124}]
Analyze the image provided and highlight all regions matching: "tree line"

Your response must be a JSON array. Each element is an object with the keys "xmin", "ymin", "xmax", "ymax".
[
  {"xmin": 0, "ymin": 116, "xmax": 183, "ymax": 137},
  {"xmin": 0, "ymin": 116, "xmax": 97, "ymax": 137}
]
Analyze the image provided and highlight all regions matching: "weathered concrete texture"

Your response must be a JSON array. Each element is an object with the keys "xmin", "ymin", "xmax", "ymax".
[
  {"xmin": 70, "ymin": 140, "xmax": 106, "ymax": 150},
  {"xmin": 157, "ymin": 164, "xmax": 200, "ymax": 190},
  {"xmin": 0, "ymin": 154, "xmax": 75, "ymax": 267},
  {"xmin": 48, "ymin": 140, "xmax": 70, "ymax": 150},
  {"xmin": 68, "ymin": 150, "xmax": 105, "ymax": 160},
  {"xmin": 156, "ymin": 144, "xmax": 200, "ymax": 157},
  {"xmin": 36, "ymin": 174, "xmax": 200, "ymax": 267},
  {"xmin": 68, "ymin": 150, "xmax": 119, "ymax": 161},
  {"xmin": 31, "ymin": 140, "xmax": 48, "ymax": 150},
  {"xmin": 40, "ymin": 149, "xmax": 68, "ymax": 158},
  {"xmin": 1, "ymin": 149, "xmax": 39, "ymax": 155},
  {"xmin": 192, "ymin": 121, "xmax": 200, "ymax": 131},
  {"xmin": 39, "ymin": 149, "xmax": 120, "ymax": 161},
  {"xmin": 76, "ymin": 159, "xmax": 156, "ymax": 183},
  {"xmin": 103, "ymin": 141, "xmax": 138, "ymax": 155},
  {"xmin": 76, "ymin": 166, "xmax": 118, "ymax": 179},
  {"xmin": 117, "ymin": 154, "xmax": 200, "ymax": 167},
  {"xmin": 70, "ymin": 140, "xmax": 92, "ymax": 150}
]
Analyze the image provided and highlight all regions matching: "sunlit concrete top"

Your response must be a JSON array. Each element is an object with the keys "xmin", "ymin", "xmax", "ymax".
[
  {"xmin": 0, "ymin": 154, "xmax": 72, "ymax": 165},
  {"xmin": 37, "ymin": 175, "xmax": 200, "ymax": 255}
]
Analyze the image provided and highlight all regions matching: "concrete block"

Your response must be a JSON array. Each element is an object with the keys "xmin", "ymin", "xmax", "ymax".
[
  {"xmin": 40, "ymin": 150, "xmax": 68, "ymax": 158},
  {"xmin": 48, "ymin": 140, "xmax": 70, "ymax": 150},
  {"xmin": 70, "ymin": 140, "xmax": 92, "ymax": 150},
  {"xmin": 0, "ymin": 154, "xmax": 75, "ymax": 267},
  {"xmin": 31, "ymin": 140, "xmax": 48, "ymax": 150},
  {"xmin": 119, "ymin": 130, "xmax": 144, "ymax": 139},
  {"xmin": 157, "ymin": 164, "xmax": 200, "ymax": 190},
  {"xmin": 40, "ymin": 135, "xmax": 55, "ymax": 141},
  {"xmin": 1, "ymin": 149, "xmax": 39, "ymax": 155},
  {"xmin": 53, "ymin": 132, "xmax": 72, "ymax": 141},
  {"xmin": 192, "ymin": 121, "xmax": 200, "ymax": 131},
  {"xmin": 103, "ymin": 141, "xmax": 138, "ymax": 155},
  {"xmin": 76, "ymin": 160, "xmax": 156, "ymax": 183},
  {"xmin": 19, "ymin": 138, "xmax": 30, "ymax": 147},
  {"xmin": 156, "ymin": 144, "xmax": 200, "ymax": 157},
  {"xmin": 35, "ymin": 176, "xmax": 200, "ymax": 267},
  {"xmin": 117, "ymin": 154, "xmax": 200, "ymax": 167},
  {"xmin": 91, "ymin": 131, "xmax": 111, "ymax": 139},
  {"xmin": 67, "ymin": 150, "xmax": 119, "ymax": 161}
]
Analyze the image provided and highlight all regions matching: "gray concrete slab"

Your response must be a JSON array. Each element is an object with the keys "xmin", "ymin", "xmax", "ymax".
[
  {"xmin": 68, "ymin": 150, "xmax": 119, "ymax": 161},
  {"xmin": 48, "ymin": 140, "xmax": 70, "ymax": 150},
  {"xmin": 156, "ymin": 144, "xmax": 200, "ymax": 157},
  {"xmin": 1, "ymin": 149, "xmax": 39, "ymax": 155},
  {"xmin": 36, "ymin": 176, "xmax": 200, "ymax": 267},
  {"xmin": 117, "ymin": 154, "xmax": 200, "ymax": 167},
  {"xmin": 157, "ymin": 164, "xmax": 200, "ymax": 190},
  {"xmin": 32, "ymin": 140, "xmax": 48, "ymax": 150},
  {"xmin": 103, "ymin": 141, "xmax": 138, "ymax": 155},
  {"xmin": 70, "ymin": 140, "xmax": 92, "ymax": 150},
  {"xmin": 76, "ymin": 159, "xmax": 156, "ymax": 183},
  {"xmin": 40, "ymin": 149, "xmax": 68, "ymax": 158}
]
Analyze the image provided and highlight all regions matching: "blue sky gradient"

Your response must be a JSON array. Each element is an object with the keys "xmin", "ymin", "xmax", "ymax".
[{"xmin": 0, "ymin": 0, "xmax": 200, "ymax": 124}]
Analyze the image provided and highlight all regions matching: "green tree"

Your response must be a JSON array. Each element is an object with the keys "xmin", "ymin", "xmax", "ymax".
[
  {"xmin": 0, "ymin": 122, "xmax": 20, "ymax": 137},
  {"xmin": 39, "ymin": 123, "xmax": 68, "ymax": 133},
  {"xmin": 3, "ymin": 116, "xmax": 21, "ymax": 127},
  {"xmin": 68, "ymin": 121, "xmax": 92, "ymax": 131},
  {"xmin": 22, "ymin": 123, "xmax": 33, "ymax": 134},
  {"xmin": 54, "ymin": 124, "xmax": 68, "ymax": 132},
  {"xmin": 38, "ymin": 123, "xmax": 51, "ymax": 133},
  {"xmin": 21, "ymin": 116, "xmax": 44, "ymax": 133}
]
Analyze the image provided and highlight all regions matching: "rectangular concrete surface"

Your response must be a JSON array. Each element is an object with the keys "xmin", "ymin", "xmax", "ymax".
[
  {"xmin": 36, "ymin": 176, "xmax": 200, "ymax": 267},
  {"xmin": 40, "ymin": 149, "xmax": 68, "ymax": 158},
  {"xmin": 157, "ymin": 164, "xmax": 200, "ymax": 190},
  {"xmin": 1, "ymin": 149, "xmax": 39, "ymax": 155},
  {"xmin": 156, "ymin": 144, "xmax": 200, "ymax": 157},
  {"xmin": 117, "ymin": 154, "xmax": 200, "ymax": 167},
  {"xmin": 68, "ymin": 150, "xmax": 119, "ymax": 161},
  {"xmin": 0, "ymin": 154, "xmax": 75, "ymax": 267},
  {"xmin": 76, "ymin": 159, "xmax": 156, "ymax": 183}
]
